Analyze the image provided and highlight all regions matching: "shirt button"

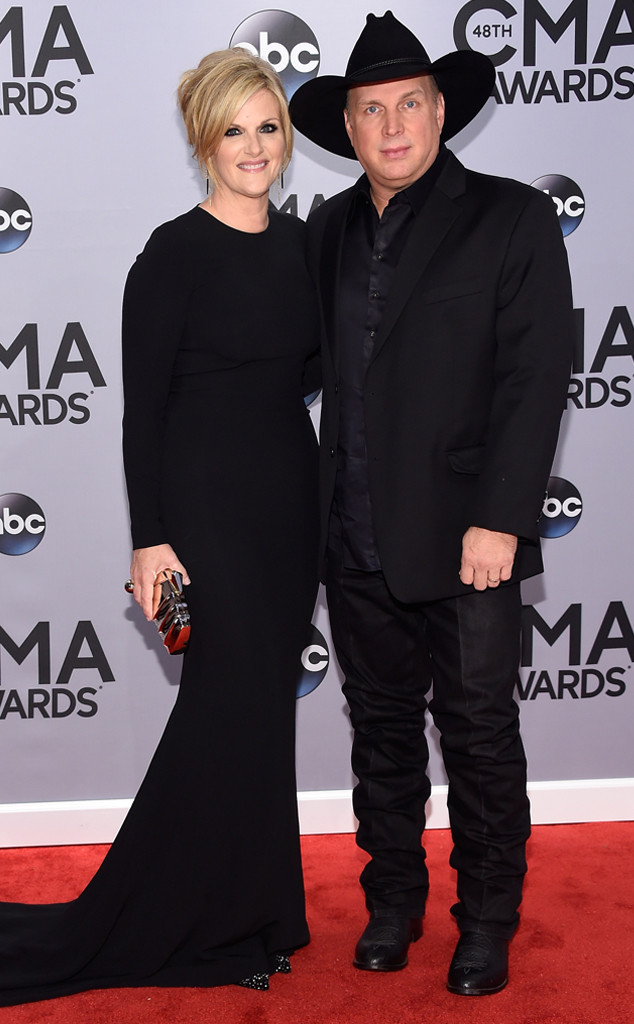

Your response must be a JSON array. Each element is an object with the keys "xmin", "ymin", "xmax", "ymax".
[
  {"xmin": 334, "ymin": 384, "xmax": 339, "ymax": 394},
  {"xmin": 371, "ymin": 291, "xmax": 380, "ymax": 299},
  {"xmin": 329, "ymin": 447, "xmax": 335, "ymax": 458},
  {"xmin": 375, "ymin": 253, "xmax": 384, "ymax": 261},
  {"xmin": 369, "ymin": 330, "xmax": 376, "ymax": 338}
]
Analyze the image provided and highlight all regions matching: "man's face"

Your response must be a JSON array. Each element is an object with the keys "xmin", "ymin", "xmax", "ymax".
[{"xmin": 344, "ymin": 75, "xmax": 445, "ymax": 199}]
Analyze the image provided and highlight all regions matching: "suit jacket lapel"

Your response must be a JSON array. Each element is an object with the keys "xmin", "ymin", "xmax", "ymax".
[{"xmin": 369, "ymin": 152, "xmax": 467, "ymax": 364}]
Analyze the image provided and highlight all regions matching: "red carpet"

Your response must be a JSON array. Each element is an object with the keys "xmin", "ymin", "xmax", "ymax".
[{"xmin": 0, "ymin": 822, "xmax": 632, "ymax": 1023}]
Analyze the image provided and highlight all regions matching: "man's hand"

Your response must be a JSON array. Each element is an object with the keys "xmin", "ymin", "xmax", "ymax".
[{"xmin": 460, "ymin": 527, "xmax": 518, "ymax": 591}]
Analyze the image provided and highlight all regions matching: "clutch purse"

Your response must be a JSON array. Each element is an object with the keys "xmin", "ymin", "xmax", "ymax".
[
  {"xmin": 125, "ymin": 569, "xmax": 190, "ymax": 655},
  {"xmin": 152, "ymin": 569, "xmax": 190, "ymax": 654}
]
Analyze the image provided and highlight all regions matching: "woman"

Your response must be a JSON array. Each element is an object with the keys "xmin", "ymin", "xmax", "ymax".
[{"xmin": 0, "ymin": 49, "xmax": 319, "ymax": 1004}]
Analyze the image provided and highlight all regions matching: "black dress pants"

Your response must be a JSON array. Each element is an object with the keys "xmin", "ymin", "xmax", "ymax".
[{"xmin": 326, "ymin": 551, "xmax": 531, "ymax": 939}]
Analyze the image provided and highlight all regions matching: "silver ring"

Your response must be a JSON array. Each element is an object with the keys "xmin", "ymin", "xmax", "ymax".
[{"xmin": 487, "ymin": 577, "xmax": 500, "ymax": 584}]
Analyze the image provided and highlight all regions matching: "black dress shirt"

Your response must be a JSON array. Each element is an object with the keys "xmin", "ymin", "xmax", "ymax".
[{"xmin": 331, "ymin": 145, "xmax": 449, "ymax": 570}]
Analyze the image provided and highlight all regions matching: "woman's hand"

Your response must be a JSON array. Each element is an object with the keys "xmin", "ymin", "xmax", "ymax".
[{"xmin": 129, "ymin": 544, "xmax": 190, "ymax": 621}]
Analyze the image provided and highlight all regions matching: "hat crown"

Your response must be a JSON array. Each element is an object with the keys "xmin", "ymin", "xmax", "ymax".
[{"xmin": 345, "ymin": 10, "xmax": 431, "ymax": 80}]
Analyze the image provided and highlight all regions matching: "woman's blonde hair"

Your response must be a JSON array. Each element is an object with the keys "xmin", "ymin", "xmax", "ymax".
[{"xmin": 177, "ymin": 48, "xmax": 293, "ymax": 185}]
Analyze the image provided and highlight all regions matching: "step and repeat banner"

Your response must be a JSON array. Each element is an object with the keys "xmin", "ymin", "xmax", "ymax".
[{"xmin": 1, "ymin": 1, "xmax": 633, "ymax": 821}]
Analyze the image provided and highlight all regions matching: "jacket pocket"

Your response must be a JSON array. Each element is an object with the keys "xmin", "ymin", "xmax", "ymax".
[
  {"xmin": 447, "ymin": 444, "xmax": 485, "ymax": 474},
  {"xmin": 421, "ymin": 278, "xmax": 483, "ymax": 305}
]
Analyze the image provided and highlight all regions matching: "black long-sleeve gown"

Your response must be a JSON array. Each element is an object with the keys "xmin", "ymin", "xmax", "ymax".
[{"xmin": 0, "ymin": 206, "xmax": 320, "ymax": 1005}]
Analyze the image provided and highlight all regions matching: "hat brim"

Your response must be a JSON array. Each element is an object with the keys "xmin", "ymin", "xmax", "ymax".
[{"xmin": 290, "ymin": 50, "xmax": 495, "ymax": 160}]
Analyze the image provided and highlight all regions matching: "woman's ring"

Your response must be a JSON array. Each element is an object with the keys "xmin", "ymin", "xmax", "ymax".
[{"xmin": 124, "ymin": 579, "xmax": 134, "ymax": 593}]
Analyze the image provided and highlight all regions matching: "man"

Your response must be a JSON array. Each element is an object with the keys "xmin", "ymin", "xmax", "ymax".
[{"xmin": 290, "ymin": 11, "xmax": 574, "ymax": 996}]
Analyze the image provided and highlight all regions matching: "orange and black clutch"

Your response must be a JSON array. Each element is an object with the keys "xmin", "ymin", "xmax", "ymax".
[
  {"xmin": 152, "ymin": 569, "xmax": 190, "ymax": 654},
  {"xmin": 125, "ymin": 569, "xmax": 190, "ymax": 655}
]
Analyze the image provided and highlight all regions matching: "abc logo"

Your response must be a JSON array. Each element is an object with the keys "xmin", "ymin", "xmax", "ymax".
[
  {"xmin": 0, "ymin": 493, "xmax": 46, "ymax": 555},
  {"xmin": 538, "ymin": 477, "xmax": 582, "ymax": 539},
  {"xmin": 297, "ymin": 624, "xmax": 329, "ymax": 697},
  {"xmin": 0, "ymin": 188, "xmax": 33, "ymax": 253},
  {"xmin": 531, "ymin": 175, "xmax": 585, "ymax": 237},
  {"xmin": 230, "ymin": 11, "xmax": 320, "ymax": 98}
]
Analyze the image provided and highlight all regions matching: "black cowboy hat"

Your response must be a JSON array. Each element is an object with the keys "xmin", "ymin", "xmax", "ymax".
[{"xmin": 289, "ymin": 11, "xmax": 495, "ymax": 159}]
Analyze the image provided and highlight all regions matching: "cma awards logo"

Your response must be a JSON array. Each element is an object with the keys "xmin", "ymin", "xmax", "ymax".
[
  {"xmin": 453, "ymin": 0, "xmax": 634, "ymax": 104},
  {"xmin": 230, "ymin": 10, "xmax": 320, "ymax": 98},
  {"xmin": 529, "ymin": 176, "xmax": 634, "ymax": 412},
  {"xmin": 0, "ymin": 187, "xmax": 32, "ymax": 252},
  {"xmin": 569, "ymin": 304, "xmax": 634, "ymax": 410},
  {"xmin": 518, "ymin": 600, "xmax": 632, "ymax": 701},
  {"xmin": 297, "ymin": 625, "xmax": 329, "ymax": 697},
  {"xmin": 1, "ymin": 322, "xmax": 106, "ymax": 426},
  {"xmin": 539, "ymin": 477, "xmax": 582, "ymax": 539},
  {"xmin": 531, "ymin": 174, "xmax": 584, "ymax": 237},
  {"xmin": 0, "ymin": 620, "xmax": 113, "ymax": 720},
  {"xmin": 0, "ymin": 493, "xmax": 46, "ymax": 555},
  {"xmin": 0, "ymin": 5, "xmax": 93, "ymax": 116}
]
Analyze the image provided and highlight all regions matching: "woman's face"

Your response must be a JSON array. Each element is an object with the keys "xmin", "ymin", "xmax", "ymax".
[{"xmin": 209, "ymin": 88, "xmax": 285, "ymax": 202}]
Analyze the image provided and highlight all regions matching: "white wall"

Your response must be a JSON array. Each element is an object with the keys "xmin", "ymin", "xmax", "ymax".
[{"xmin": 1, "ymin": 1, "xmax": 632, "ymax": 845}]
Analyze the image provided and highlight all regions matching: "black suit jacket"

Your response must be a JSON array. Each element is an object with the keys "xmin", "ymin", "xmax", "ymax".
[{"xmin": 306, "ymin": 150, "xmax": 575, "ymax": 604}]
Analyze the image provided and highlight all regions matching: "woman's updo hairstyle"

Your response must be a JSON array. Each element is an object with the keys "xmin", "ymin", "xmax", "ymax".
[{"xmin": 177, "ymin": 48, "xmax": 293, "ymax": 184}]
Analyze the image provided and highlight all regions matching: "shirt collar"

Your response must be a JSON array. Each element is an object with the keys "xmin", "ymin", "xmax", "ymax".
[{"xmin": 348, "ymin": 143, "xmax": 449, "ymax": 220}]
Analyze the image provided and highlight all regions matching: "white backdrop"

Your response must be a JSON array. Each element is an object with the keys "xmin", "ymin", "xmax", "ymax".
[{"xmin": 1, "ymin": 1, "xmax": 633, "ymax": 845}]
